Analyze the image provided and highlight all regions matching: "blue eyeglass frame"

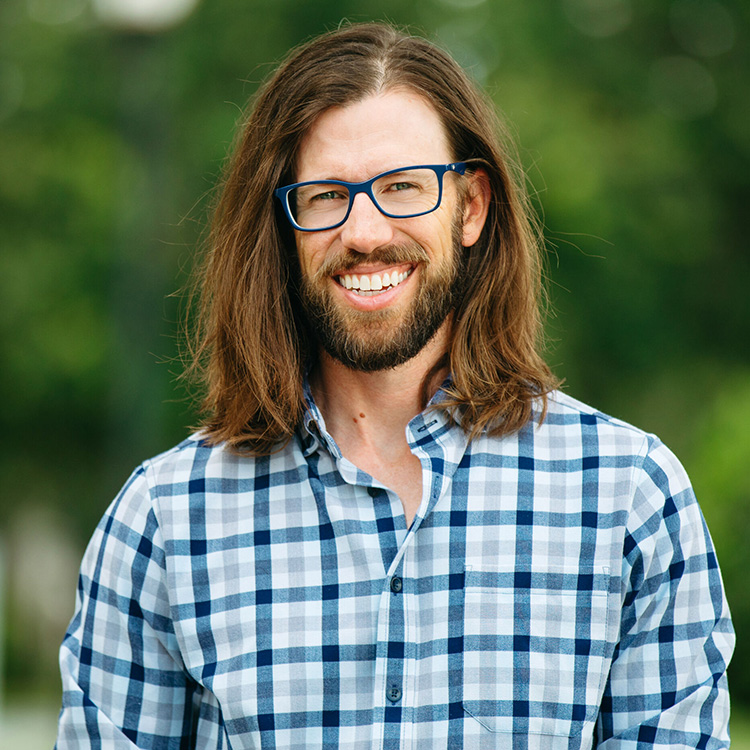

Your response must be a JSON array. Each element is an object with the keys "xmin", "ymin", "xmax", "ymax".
[{"xmin": 274, "ymin": 162, "xmax": 467, "ymax": 232}]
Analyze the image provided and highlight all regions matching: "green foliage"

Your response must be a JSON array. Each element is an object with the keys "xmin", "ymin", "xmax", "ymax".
[{"xmin": 0, "ymin": 0, "xmax": 748, "ymax": 707}]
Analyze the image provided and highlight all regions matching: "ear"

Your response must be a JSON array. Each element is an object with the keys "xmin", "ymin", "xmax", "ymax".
[{"xmin": 461, "ymin": 168, "xmax": 491, "ymax": 247}]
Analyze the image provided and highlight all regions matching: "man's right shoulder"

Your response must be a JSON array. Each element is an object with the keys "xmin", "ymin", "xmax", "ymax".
[
  {"xmin": 111, "ymin": 432, "xmax": 306, "ymax": 521},
  {"xmin": 140, "ymin": 432, "xmax": 306, "ymax": 483}
]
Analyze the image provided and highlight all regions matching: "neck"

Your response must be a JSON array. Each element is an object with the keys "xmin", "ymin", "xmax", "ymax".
[{"xmin": 310, "ymin": 321, "xmax": 451, "ymax": 448}]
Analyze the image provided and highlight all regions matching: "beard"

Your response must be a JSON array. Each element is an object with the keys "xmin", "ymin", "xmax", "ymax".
[{"xmin": 298, "ymin": 218, "xmax": 465, "ymax": 372}]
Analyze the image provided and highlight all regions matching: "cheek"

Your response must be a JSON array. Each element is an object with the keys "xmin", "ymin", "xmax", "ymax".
[
  {"xmin": 295, "ymin": 236, "xmax": 326, "ymax": 278},
  {"xmin": 427, "ymin": 214, "xmax": 459, "ymax": 261}
]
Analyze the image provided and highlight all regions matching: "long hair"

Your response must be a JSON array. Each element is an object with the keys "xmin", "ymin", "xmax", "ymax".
[{"xmin": 186, "ymin": 22, "xmax": 559, "ymax": 453}]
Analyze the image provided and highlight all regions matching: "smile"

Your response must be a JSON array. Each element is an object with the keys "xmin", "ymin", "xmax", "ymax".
[{"xmin": 336, "ymin": 267, "xmax": 414, "ymax": 296}]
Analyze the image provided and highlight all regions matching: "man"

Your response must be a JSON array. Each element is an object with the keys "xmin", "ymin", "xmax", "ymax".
[{"xmin": 57, "ymin": 23, "xmax": 733, "ymax": 749}]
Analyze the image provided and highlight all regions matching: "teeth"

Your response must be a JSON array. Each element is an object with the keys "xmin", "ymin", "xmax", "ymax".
[{"xmin": 337, "ymin": 268, "xmax": 412, "ymax": 293}]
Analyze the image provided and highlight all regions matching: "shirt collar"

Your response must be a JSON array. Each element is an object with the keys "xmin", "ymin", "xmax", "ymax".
[{"xmin": 300, "ymin": 377, "xmax": 342, "ymax": 458}]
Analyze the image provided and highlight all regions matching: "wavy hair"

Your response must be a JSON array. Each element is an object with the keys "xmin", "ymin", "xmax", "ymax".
[{"xmin": 186, "ymin": 22, "xmax": 559, "ymax": 453}]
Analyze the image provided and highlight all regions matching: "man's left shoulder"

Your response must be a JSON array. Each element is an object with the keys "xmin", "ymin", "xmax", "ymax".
[
  {"xmin": 537, "ymin": 390, "xmax": 694, "ymax": 494},
  {"xmin": 539, "ymin": 389, "xmax": 653, "ymax": 444}
]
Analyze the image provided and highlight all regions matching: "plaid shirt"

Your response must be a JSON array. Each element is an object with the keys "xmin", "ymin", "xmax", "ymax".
[{"xmin": 57, "ymin": 389, "xmax": 733, "ymax": 749}]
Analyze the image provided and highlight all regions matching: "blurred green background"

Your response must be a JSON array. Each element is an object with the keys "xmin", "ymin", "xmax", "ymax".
[{"xmin": 0, "ymin": 0, "xmax": 748, "ymax": 744}]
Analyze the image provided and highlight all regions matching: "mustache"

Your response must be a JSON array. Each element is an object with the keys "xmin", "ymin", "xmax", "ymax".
[{"xmin": 315, "ymin": 243, "xmax": 430, "ymax": 279}]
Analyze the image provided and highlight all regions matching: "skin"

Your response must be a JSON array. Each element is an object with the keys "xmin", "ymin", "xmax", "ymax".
[{"xmin": 295, "ymin": 89, "xmax": 490, "ymax": 526}]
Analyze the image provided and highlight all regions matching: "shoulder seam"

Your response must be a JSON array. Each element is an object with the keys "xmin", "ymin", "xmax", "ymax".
[{"xmin": 548, "ymin": 391, "xmax": 655, "ymax": 441}]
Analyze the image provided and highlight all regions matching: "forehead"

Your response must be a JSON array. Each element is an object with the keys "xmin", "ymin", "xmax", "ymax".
[{"xmin": 295, "ymin": 89, "xmax": 452, "ymax": 182}]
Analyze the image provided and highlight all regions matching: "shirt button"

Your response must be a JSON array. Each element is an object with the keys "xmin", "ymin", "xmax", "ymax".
[
  {"xmin": 387, "ymin": 686, "xmax": 402, "ymax": 703},
  {"xmin": 390, "ymin": 576, "xmax": 403, "ymax": 593}
]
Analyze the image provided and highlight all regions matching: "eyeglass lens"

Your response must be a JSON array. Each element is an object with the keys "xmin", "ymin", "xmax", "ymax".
[{"xmin": 288, "ymin": 168, "xmax": 441, "ymax": 229}]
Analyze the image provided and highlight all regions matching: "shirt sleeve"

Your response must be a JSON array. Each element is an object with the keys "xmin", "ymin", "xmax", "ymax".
[
  {"xmin": 56, "ymin": 464, "xmax": 226, "ymax": 749},
  {"xmin": 595, "ymin": 436, "xmax": 734, "ymax": 748}
]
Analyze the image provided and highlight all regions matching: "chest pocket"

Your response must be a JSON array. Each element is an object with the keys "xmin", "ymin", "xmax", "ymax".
[{"xmin": 461, "ymin": 566, "xmax": 611, "ymax": 743}]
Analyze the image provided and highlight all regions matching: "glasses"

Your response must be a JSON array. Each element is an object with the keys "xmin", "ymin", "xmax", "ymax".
[{"xmin": 274, "ymin": 162, "xmax": 467, "ymax": 232}]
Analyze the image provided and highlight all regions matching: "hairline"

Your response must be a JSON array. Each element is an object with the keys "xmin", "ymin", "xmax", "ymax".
[{"xmin": 290, "ymin": 83, "xmax": 460, "ymax": 187}]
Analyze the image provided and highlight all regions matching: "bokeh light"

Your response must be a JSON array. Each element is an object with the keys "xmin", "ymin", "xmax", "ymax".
[
  {"xmin": 562, "ymin": 0, "xmax": 633, "ymax": 38},
  {"xmin": 669, "ymin": 0, "xmax": 735, "ymax": 58},
  {"xmin": 91, "ymin": 0, "xmax": 201, "ymax": 31},
  {"xmin": 650, "ymin": 55, "xmax": 718, "ymax": 120}
]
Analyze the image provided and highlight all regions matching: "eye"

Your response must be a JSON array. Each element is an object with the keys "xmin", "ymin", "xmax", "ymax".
[
  {"xmin": 381, "ymin": 180, "xmax": 421, "ymax": 196},
  {"xmin": 294, "ymin": 184, "xmax": 349, "ymax": 209},
  {"xmin": 310, "ymin": 188, "xmax": 346, "ymax": 202}
]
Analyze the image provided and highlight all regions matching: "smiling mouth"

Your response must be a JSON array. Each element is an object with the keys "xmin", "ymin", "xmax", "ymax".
[{"xmin": 336, "ymin": 267, "xmax": 414, "ymax": 296}]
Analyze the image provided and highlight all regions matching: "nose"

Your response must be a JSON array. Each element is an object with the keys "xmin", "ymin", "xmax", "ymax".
[{"xmin": 338, "ymin": 191, "xmax": 396, "ymax": 254}]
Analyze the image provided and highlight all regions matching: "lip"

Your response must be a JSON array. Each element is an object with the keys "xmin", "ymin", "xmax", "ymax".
[{"xmin": 330, "ymin": 263, "xmax": 417, "ymax": 312}]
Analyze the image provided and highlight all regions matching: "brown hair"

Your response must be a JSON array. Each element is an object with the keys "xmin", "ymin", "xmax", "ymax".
[{"xmin": 187, "ymin": 22, "xmax": 559, "ymax": 453}]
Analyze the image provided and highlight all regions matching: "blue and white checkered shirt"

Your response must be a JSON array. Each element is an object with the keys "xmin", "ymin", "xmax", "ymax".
[{"xmin": 57, "ymin": 388, "xmax": 733, "ymax": 749}]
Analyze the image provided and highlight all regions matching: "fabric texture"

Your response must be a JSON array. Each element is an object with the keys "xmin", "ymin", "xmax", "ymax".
[{"xmin": 57, "ymin": 389, "xmax": 734, "ymax": 749}]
